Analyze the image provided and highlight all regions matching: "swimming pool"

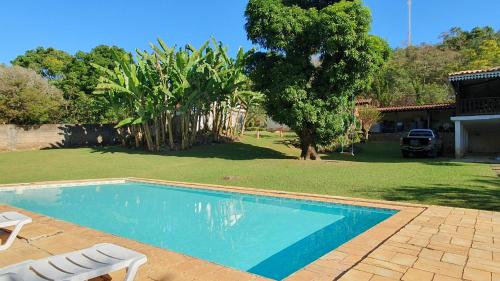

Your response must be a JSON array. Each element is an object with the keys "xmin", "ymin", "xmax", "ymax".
[{"xmin": 0, "ymin": 181, "xmax": 396, "ymax": 280}]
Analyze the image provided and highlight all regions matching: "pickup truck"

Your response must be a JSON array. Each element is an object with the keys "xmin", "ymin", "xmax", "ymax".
[{"xmin": 400, "ymin": 129, "xmax": 443, "ymax": 158}]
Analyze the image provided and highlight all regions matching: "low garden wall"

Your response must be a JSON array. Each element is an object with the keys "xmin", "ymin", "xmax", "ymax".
[{"xmin": 0, "ymin": 124, "xmax": 119, "ymax": 151}]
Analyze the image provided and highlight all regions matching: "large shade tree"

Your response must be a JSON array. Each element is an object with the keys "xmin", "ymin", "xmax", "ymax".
[{"xmin": 245, "ymin": 0, "xmax": 382, "ymax": 159}]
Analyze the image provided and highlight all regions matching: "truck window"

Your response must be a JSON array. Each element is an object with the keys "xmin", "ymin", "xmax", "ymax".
[{"xmin": 408, "ymin": 130, "xmax": 433, "ymax": 137}]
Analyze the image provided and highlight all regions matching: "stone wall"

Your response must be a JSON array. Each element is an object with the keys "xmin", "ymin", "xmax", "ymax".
[{"xmin": 0, "ymin": 124, "xmax": 119, "ymax": 151}]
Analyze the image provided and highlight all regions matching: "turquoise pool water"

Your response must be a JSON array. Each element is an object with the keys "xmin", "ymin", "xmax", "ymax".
[{"xmin": 0, "ymin": 182, "xmax": 396, "ymax": 280}]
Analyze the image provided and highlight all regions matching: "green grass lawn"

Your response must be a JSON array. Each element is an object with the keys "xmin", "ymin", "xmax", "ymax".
[{"xmin": 1, "ymin": 132, "xmax": 498, "ymax": 210}]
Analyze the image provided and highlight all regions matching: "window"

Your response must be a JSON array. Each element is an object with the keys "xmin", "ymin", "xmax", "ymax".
[{"xmin": 408, "ymin": 130, "xmax": 433, "ymax": 137}]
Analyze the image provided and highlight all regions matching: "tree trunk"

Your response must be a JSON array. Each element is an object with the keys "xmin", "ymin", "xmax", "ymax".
[
  {"xmin": 299, "ymin": 130, "xmax": 320, "ymax": 160},
  {"xmin": 142, "ymin": 123, "xmax": 155, "ymax": 152},
  {"xmin": 130, "ymin": 125, "xmax": 136, "ymax": 147},
  {"xmin": 212, "ymin": 103, "xmax": 219, "ymax": 142},
  {"xmin": 190, "ymin": 111, "xmax": 198, "ymax": 147},
  {"xmin": 204, "ymin": 112, "xmax": 210, "ymax": 132},
  {"xmin": 179, "ymin": 112, "xmax": 191, "ymax": 150},
  {"xmin": 132, "ymin": 125, "xmax": 142, "ymax": 148},
  {"xmin": 166, "ymin": 113, "xmax": 174, "ymax": 150},
  {"xmin": 300, "ymin": 143, "xmax": 320, "ymax": 160},
  {"xmin": 154, "ymin": 118, "xmax": 161, "ymax": 151},
  {"xmin": 160, "ymin": 113, "xmax": 167, "ymax": 146},
  {"xmin": 234, "ymin": 107, "xmax": 242, "ymax": 135},
  {"xmin": 226, "ymin": 109, "xmax": 233, "ymax": 137},
  {"xmin": 220, "ymin": 105, "xmax": 228, "ymax": 137},
  {"xmin": 239, "ymin": 112, "xmax": 248, "ymax": 137},
  {"xmin": 180, "ymin": 113, "xmax": 186, "ymax": 150},
  {"xmin": 217, "ymin": 108, "xmax": 223, "ymax": 139}
]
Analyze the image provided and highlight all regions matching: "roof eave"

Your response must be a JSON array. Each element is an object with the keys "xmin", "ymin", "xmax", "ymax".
[
  {"xmin": 449, "ymin": 70, "xmax": 500, "ymax": 82},
  {"xmin": 378, "ymin": 104, "xmax": 456, "ymax": 113}
]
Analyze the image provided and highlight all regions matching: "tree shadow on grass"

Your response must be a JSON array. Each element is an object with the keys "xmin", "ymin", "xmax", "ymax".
[
  {"xmin": 376, "ymin": 177, "xmax": 500, "ymax": 211},
  {"xmin": 273, "ymin": 138, "xmax": 300, "ymax": 149},
  {"xmin": 89, "ymin": 142, "xmax": 296, "ymax": 160},
  {"xmin": 321, "ymin": 142, "xmax": 470, "ymax": 165}
]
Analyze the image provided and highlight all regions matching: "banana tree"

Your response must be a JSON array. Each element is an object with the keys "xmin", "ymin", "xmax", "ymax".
[
  {"xmin": 238, "ymin": 90, "xmax": 265, "ymax": 136},
  {"xmin": 208, "ymin": 43, "xmax": 255, "ymax": 139},
  {"xmin": 94, "ymin": 37, "xmax": 255, "ymax": 151},
  {"xmin": 94, "ymin": 50, "xmax": 169, "ymax": 152}
]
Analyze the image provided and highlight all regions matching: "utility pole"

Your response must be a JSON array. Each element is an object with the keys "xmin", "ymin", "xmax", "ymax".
[{"xmin": 408, "ymin": 0, "xmax": 412, "ymax": 47}]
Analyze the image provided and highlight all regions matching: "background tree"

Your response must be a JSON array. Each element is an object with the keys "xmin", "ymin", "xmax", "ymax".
[
  {"xmin": 465, "ymin": 39, "xmax": 500, "ymax": 69},
  {"xmin": 11, "ymin": 47, "xmax": 72, "ymax": 80},
  {"xmin": 244, "ymin": 105, "xmax": 267, "ymax": 132},
  {"xmin": 60, "ymin": 45, "xmax": 131, "ymax": 123},
  {"xmin": 246, "ymin": 0, "xmax": 381, "ymax": 160},
  {"xmin": 441, "ymin": 26, "xmax": 500, "ymax": 70},
  {"xmin": 357, "ymin": 105, "xmax": 381, "ymax": 141},
  {"xmin": 12, "ymin": 46, "xmax": 131, "ymax": 124},
  {"xmin": 390, "ymin": 45, "xmax": 460, "ymax": 105},
  {"xmin": 0, "ymin": 66, "xmax": 65, "ymax": 124},
  {"xmin": 238, "ymin": 90, "xmax": 265, "ymax": 136},
  {"xmin": 365, "ymin": 26, "xmax": 499, "ymax": 107},
  {"xmin": 441, "ymin": 26, "xmax": 500, "ymax": 52},
  {"xmin": 365, "ymin": 36, "xmax": 394, "ymax": 106}
]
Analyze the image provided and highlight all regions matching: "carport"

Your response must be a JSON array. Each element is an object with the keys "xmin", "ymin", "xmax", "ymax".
[{"xmin": 452, "ymin": 115, "xmax": 500, "ymax": 157}]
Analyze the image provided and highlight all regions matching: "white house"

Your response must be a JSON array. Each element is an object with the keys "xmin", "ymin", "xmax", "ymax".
[{"xmin": 449, "ymin": 67, "xmax": 500, "ymax": 158}]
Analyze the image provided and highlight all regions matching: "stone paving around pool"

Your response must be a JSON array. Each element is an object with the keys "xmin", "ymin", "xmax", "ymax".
[
  {"xmin": 0, "ymin": 179, "xmax": 499, "ymax": 281},
  {"xmin": 339, "ymin": 206, "xmax": 500, "ymax": 281}
]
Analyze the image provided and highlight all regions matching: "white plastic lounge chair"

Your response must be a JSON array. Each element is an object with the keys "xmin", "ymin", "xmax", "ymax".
[
  {"xmin": 0, "ymin": 243, "xmax": 147, "ymax": 281},
  {"xmin": 0, "ymin": 212, "xmax": 32, "ymax": 251}
]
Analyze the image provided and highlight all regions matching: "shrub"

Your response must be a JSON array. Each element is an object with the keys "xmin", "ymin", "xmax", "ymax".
[
  {"xmin": 0, "ymin": 66, "xmax": 65, "ymax": 124},
  {"xmin": 357, "ymin": 105, "xmax": 381, "ymax": 141}
]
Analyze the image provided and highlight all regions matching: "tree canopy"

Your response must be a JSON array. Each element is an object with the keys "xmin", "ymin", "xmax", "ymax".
[
  {"xmin": 12, "ymin": 46, "xmax": 131, "ymax": 123},
  {"xmin": 59, "ymin": 45, "xmax": 131, "ymax": 123},
  {"xmin": 0, "ymin": 65, "xmax": 65, "ymax": 124},
  {"xmin": 11, "ymin": 47, "xmax": 73, "ymax": 80},
  {"xmin": 246, "ymin": 0, "xmax": 382, "ymax": 159},
  {"xmin": 365, "ymin": 26, "xmax": 500, "ymax": 106},
  {"xmin": 441, "ymin": 26, "xmax": 500, "ymax": 52}
]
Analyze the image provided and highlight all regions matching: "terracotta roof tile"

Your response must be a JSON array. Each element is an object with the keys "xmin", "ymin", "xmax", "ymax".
[
  {"xmin": 449, "ymin": 67, "xmax": 500, "ymax": 76},
  {"xmin": 378, "ymin": 103, "xmax": 455, "ymax": 113},
  {"xmin": 355, "ymin": 98, "xmax": 372, "ymax": 105}
]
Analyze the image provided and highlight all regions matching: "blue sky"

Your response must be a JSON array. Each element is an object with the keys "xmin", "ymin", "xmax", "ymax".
[{"xmin": 1, "ymin": 0, "xmax": 499, "ymax": 64}]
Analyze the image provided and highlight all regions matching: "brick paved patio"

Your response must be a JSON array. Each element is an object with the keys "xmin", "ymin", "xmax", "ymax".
[{"xmin": 340, "ymin": 206, "xmax": 500, "ymax": 281}]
